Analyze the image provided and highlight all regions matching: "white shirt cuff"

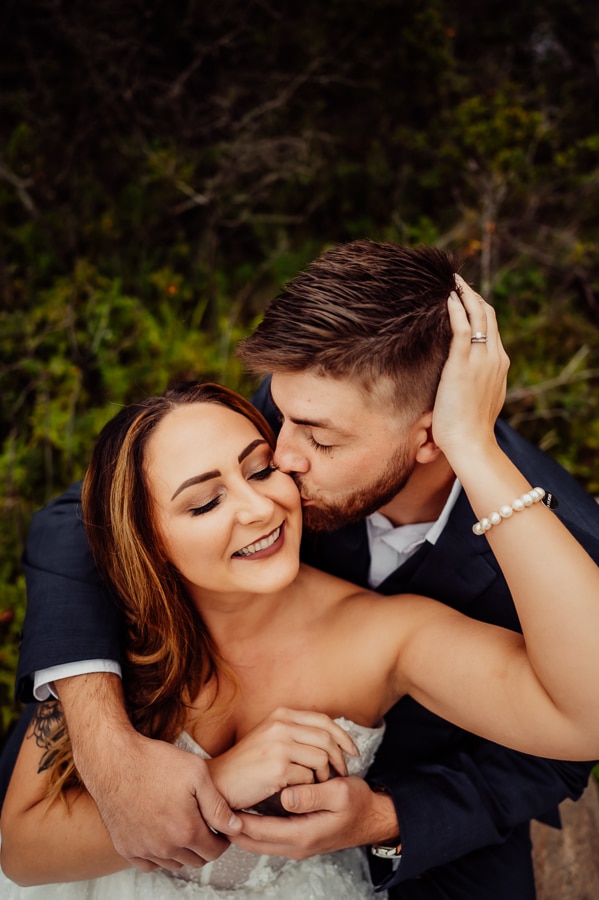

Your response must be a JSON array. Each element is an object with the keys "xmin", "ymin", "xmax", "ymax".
[{"xmin": 33, "ymin": 660, "xmax": 123, "ymax": 701}]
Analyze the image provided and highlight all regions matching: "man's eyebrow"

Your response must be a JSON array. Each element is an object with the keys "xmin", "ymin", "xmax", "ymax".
[
  {"xmin": 290, "ymin": 415, "xmax": 336, "ymax": 429},
  {"xmin": 268, "ymin": 382, "xmax": 352, "ymax": 434},
  {"xmin": 285, "ymin": 412, "xmax": 353, "ymax": 437},
  {"xmin": 171, "ymin": 439, "xmax": 268, "ymax": 500}
]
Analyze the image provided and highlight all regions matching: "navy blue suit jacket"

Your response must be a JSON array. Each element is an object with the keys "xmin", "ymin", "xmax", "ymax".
[{"xmin": 3, "ymin": 379, "xmax": 599, "ymax": 898}]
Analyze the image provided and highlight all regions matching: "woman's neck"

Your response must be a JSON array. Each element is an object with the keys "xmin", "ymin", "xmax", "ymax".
[{"xmin": 187, "ymin": 582, "xmax": 292, "ymax": 651}]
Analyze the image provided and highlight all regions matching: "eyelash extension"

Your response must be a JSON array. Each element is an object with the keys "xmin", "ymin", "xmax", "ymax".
[
  {"xmin": 309, "ymin": 437, "xmax": 332, "ymax": 454},
  {"xmin": 250, "ymin": 463, "xmax": 279, "ymax": 481},
  {"xmin": 190, "ymin": 496, "xmax": 221, "ymax": 517}
]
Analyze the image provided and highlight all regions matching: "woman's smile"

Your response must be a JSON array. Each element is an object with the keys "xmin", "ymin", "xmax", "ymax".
[{"xmin": 232, "ymin": 523, "xmax": 284, "ymax": 559}]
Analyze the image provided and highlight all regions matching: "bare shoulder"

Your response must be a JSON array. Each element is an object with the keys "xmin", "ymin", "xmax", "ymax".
[
  {"xmin": 298, "ymin": 561, "xmax": 444, "ymax": 617},
  {"xmin": 296, "ymin": 563, "xmax": 451, "ymax": 666},
  {"xmin": 290, "ymin": 567, "xmax": 466, "ymax": 719}
]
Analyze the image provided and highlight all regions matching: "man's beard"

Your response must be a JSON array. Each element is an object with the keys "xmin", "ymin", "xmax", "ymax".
[{"xmin": 297, "ymin": 445, "xmax": 415, "ymax": 533}]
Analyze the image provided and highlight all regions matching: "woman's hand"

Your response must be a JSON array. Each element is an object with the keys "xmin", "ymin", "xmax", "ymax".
[
  {"xmin": 207, "ymin": 708, "xmax": 357, "ymax": 812},
  {"xmin": 432, "ymin": 275, "xmax": 510, "ymax": 466}
]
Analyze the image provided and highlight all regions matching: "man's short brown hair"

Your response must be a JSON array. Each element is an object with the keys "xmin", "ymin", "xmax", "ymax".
[{"xmin": 238, "ymin": 240, "xmax": 458, "ymax": 417}]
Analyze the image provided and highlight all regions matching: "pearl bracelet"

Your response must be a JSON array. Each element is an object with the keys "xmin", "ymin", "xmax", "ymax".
[{"xmin": 472, "ymin": 487, "xmax": 546, "ymax": 536}]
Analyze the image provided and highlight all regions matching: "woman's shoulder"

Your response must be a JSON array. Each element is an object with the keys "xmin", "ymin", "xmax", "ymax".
[
  {"xmin": 295, "ymin": 562, "xmax": 378, "ymax": 607},
  {"xmin": 295, "ymin": 562, "xmax": 430, "ymax": 634},
  {"xmin": 295, "ymin": 563, "xmax": 451, "ymax": 652}
]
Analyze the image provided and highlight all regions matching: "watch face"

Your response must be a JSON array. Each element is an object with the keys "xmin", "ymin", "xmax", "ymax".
[{"xmin": 371, "ymin": 844, "xmax": 402, "ymax": 859}]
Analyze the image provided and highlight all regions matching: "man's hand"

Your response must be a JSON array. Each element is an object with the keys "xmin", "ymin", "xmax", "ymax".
[
  {"xmin": 57, "ymin": 673, "xmax": 241, "ymax": 871},
  {"xmin": 232, "ymin": 776, "xmax": 398, "ymax": 860},
  {"xmin": 90, "ymin": 732, "xmax": 241, "ymax": 871}
]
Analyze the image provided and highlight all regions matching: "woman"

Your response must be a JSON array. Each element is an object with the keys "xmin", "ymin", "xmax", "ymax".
[{"xmin": 2, "ymin": 288, "xmax": 599, "ymax": 899}]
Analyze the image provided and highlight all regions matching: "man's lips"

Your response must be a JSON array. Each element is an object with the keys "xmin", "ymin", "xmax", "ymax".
[{"xmin": 232, "ymin": 524, "xmax": 284, "ymax": 559}]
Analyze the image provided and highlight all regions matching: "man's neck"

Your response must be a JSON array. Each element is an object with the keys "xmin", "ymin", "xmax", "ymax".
[{"xmin": 376, "ymin": 455, "xmax": 456, "ymax": 527}]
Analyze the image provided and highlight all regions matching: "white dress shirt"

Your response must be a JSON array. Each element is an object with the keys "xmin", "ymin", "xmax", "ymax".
[{"xmin": 366, "ymin": 479, "xmax": 461, "ymax": 587}]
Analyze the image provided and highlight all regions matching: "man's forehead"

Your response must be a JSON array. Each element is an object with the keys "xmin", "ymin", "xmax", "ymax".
[{"xmin": 269, "ymin": 370, "xmax": 387, "ymax": 431}]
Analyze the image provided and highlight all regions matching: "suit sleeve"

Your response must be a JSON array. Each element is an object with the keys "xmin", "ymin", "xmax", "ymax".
[
  {"xmin": 372, "ymin": 743, "xmax": 595, "ymax": 886},
  {"xmin": 251, "ymin": 376, "xmax": 280, "ymax": 433},
  {"xmin": 17, "ymin": 482, "xmax": 124, "ymax": 702}
]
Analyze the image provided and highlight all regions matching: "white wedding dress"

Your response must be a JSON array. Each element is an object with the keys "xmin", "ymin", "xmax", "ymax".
[{"xmin": 0, "ymin": 718, "xmax": 387, "ymax": 899}]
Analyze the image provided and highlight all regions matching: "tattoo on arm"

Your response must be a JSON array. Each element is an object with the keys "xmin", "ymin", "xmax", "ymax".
[{"xmin": 29, "ymin": 700, "xmax": 67, "ymax": 773}]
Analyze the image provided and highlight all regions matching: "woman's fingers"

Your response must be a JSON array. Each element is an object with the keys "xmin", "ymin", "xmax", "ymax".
[
  {"xmin": 455, "ymin": 274, "xmax": 488, "ymax": 343},
  {"xmin": 264, "ymin": 708, "xmax": 357, "ymax": 779},
  {"xmin": 270, "ymin": 708, "xmax": 358, "ymax": 755},
  {"xmin": 433, "ymin": 277, "xmax": 510, "ymax": 456}
]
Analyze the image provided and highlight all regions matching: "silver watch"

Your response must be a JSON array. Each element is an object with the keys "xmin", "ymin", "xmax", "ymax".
[{"xmin": 370, "ymin": 839, "xmax": 402, "ymax": 859}]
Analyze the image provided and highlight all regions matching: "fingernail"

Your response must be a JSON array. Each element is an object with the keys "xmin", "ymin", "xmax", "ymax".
[
  {"xmin": 229, "ymin": 813, "xmax": 242, "ymax": 829},
  {"xmin": 286, "ymin": 790, "xmax": 298, "ymax": 810}
]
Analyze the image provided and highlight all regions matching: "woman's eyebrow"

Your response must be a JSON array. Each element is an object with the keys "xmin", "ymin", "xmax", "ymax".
[
  {"xmin": 171, "ymin": 470, "xmax": 220, "ymax": 501},
  {"xmin": 171, "ymin": 439, "xmax": 268, "ymax": 501},
  {"xmin": 238, "ymin": 438, "xmax": 268, "ymax": 463}
]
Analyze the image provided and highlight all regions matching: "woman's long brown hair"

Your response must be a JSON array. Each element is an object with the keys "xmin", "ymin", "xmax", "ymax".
[{"xmin": 45, "ymin": 382, "xmax": 276, "ymax": 799}]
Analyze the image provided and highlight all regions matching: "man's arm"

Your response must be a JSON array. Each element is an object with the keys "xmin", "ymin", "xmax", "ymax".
[
  {"xmin": 17, "ymin": 481, "xmax": 123, "ymax": 700},
  {"xmin": 370, "ymin": 744, "xmax": 595, "ymax": 885}
]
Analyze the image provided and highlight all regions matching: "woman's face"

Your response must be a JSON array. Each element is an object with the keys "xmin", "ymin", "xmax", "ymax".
[{"xmin": 144, "ymin": 402, "xmax": 303, "ymax": 601}]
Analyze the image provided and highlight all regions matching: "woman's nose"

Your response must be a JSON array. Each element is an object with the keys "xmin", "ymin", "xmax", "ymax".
[{"xmin": 235, "ymin": 481, "xmax": 276, "ymax": 525}]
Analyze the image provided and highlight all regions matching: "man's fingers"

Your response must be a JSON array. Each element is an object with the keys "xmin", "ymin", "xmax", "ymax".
[
  {"xmin": 196, "ymin": 787, "xmax": 242, "ymax": 837},
  {"xmin": 281, "ymin": 783, "xmax": 322, "ymax": 813},
  {"xmin": 175, "ymin": 841, "xmax": 228, "ymax": 867},
  {"xmin": 280, "ymin": 777, "xmax": 346, "ymax": 814},
  {"xmin": 127, "ymin": 835, "xmax": 229, "ymax": 871},
  {"xmin": 128, "ymin": 857, "xmax": 161, "ymax": 873}
]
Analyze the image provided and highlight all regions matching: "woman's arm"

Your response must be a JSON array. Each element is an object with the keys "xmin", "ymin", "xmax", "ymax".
[
  {"xmin": 0, "ymin": 702, "xmax": 356, "ymax": 886},
  {"xmin": 0, "ymin": 701, "xmax": 129, "ymax": 885},
  {"xmin": 390, "ymin": 281, "xmax": 599, "ymax": 759}
]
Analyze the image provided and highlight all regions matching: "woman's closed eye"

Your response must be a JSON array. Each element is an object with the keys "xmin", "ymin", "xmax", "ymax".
[
  {"xmin": 249, "ymin": 463, "xmax": 279, "ymax": 481},
  {"xmin": 188, "ymin": 465, "xmax": 277, "ymax": 516},
  {"xmin": 189, "ymin": 495, "xmax": 221, "ymax": 517}
]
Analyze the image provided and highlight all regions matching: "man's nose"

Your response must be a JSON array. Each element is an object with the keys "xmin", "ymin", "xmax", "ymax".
[{"xmin": 274, "ymin": 426, "xmax": 309, "ymax": 474}]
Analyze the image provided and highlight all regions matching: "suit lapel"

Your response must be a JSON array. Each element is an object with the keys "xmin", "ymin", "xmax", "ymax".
[
  {"xmin": 301, "ymin": 521, "xmax": 372, "ymax": 588},
  {"xmin": 377, "ymin": 488, "xmax": 498, "ymax": 612}
]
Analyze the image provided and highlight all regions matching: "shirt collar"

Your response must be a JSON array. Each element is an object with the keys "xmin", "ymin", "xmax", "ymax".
[{"xmin": 367, "ymin": 477, "xmax": 462, "ymax": 548}]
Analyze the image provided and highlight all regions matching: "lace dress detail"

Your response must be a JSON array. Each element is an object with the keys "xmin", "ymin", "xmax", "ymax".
[{"xmin": 0, "ymin": 718, "xmax": 386, "ymax": 899}]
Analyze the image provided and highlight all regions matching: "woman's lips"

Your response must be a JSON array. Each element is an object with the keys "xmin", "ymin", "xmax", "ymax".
[{"xmin": 232, "ymin": 523, "xmax": 284, "ymax": 560}]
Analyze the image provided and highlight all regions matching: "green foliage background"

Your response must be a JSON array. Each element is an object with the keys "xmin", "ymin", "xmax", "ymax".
[{"xmin": 1, "ymin": 0, "xmax": 599, "ymax": 745}]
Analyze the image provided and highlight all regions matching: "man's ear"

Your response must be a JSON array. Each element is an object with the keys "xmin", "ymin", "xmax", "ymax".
[{"xmin": 413, "ymin": 411, "xmax": 443, "ymax": 464}]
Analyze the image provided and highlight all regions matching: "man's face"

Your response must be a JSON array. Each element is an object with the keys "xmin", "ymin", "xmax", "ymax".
[{"xmin": 270, "ymin": 371, "xmax": 422, "ymax": 532}]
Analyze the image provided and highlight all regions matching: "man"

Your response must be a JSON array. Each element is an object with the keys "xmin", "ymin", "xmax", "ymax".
[{"xmin": 4, "ymin": 241, "xmax": 599, "ymax": 898}]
